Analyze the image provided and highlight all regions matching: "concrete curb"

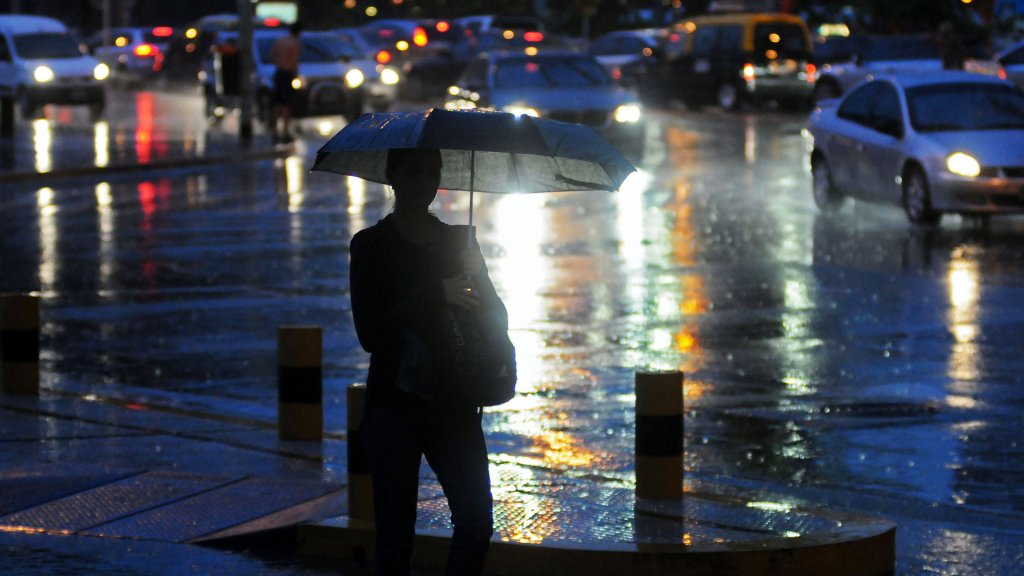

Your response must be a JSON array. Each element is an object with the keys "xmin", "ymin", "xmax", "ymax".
[
  {"xmin": 1, "ymin": 144, "xmax": 293, "ymax": 185},
  {"xmin": 297, "ymin": 508, "xmax": 895, "ymax": 576}
]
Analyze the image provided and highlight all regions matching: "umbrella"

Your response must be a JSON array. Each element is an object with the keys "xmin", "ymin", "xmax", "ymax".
[{"xmin": 311, "ymin": 108, "xmax": 636, "ymax": 239}]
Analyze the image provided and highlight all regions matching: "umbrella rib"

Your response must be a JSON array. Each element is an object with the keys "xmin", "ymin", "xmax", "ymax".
[{"xmin": 509, "ymin": 152, "xmax": 524, "ymax": 193}]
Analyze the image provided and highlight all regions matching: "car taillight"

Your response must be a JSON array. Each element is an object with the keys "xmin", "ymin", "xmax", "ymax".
[
  {"xmin": 413, "ymin": 27, "xmax": 428, "ymax": 47},
  {"xmin": 264, "ymin": 17, "xmax": 281, "ymax": 27},
  {"xmin": 376, "ymin": 50, "xmax": 392, "ymax": 64},
  {"xmin": 436, "ymin": 21, "xmax": 450, "ymax": 33},
  {"xmin": 523, "ymin": 31, "xmax": 544, "ymax": 42},
  {"xmin": 134, "ymin": 43, "xmax": 158, "ymax": 57},
  {"xmin": 999, "ymin": 67, "xmax": 1007, "ymax": 80},
  {"xmin": 742, "ymin": 63, "xmax": 755, "ymax": 82},
  {"xmin": 805, "ymin": 63, "xmax": 817, "ymax": 83},
  {"xmin": 152, "ymin": 26, "xmax": 173, "ymax": 37}
]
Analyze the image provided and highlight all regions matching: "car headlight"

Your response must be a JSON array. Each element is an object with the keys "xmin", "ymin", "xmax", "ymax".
[
  {"xmin": 93, "ymin": 63, "xmax": 110, "ymax": 81},
  {"xmin": 291, "ymin": 76, "xmax": 304, "ymax": 90},
  {"xmin": 947, "ymin": 152, "xmax": 980, "ymax": 177},
  {"xmin": 345, "ymin": 68, "xmax": 365, "ymax": 89},
  {"xmin": 34, "ymin": 65, "xmax": 55, "ymax": 83},
  {"xmin": 379, "ymin": 67, "xmax": 399, "ymax": 85},
  {"xmin": 506, "ymin": 106, "xmax": 538, "ymax": 117},
  {"xmin": 614, "ymin": 103, "xmax": 642, "ymax": 123}
]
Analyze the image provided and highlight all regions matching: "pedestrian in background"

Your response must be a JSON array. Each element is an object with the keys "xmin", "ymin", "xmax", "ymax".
[
  {"xmin": 348, "ymin": 147, "xmax": 498, "ymax": 575},
  {"xmin": 268, "ymin": 21, "xmax": 302, "ymax": 143},
  {"xmin": 937, "ymin": 20, "xmax": 966, "ymax": 70}
]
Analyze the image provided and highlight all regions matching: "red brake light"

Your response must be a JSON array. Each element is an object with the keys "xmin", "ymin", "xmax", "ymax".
[
  {"xmin": 376, "ymin": 49, "xmax": 392, "ymax": 64},
  {"xmin": 805, "ymin": 63, "xmax": 817, "ymax": 83},
  {"xmin": 436, "ymin": 21, "xmax": 450, "ymax": 33},
  {"xmin": 999, "ymin": 68, "xmax": 1007, "ymax": 80},
  {"xmin": 523, "ymin": 31, "xmax": 544, "ymax": 42},
  {"xmin": 264, "ymin": 17, "xmax": 281, "ymax": 27},
  {"xmin": 413, "ymin": 26, "xmax": 428, "ymax": 47},
  {"xmin": 134, "ymin": 43, "xmax": 157, "ymax": 57},
  {"xmin": 152, "ymin": 26, "xmax": 173, "ymax": 37}
]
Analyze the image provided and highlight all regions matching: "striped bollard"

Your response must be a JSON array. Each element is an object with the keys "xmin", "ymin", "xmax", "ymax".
[
  {"xmin": 277, "ymin": 326, "xmax": 323, "ymax": 441},
  {"xmin": 347, "ymin": 383, "xmax": 373, "ymax": 521},
  {"xmin": 635, "ymin": 371, "xmax": 684, "ymax": 499},
  {"xmin": 1, "ymin": 294, "xmax": 40, "ymax": 396}
]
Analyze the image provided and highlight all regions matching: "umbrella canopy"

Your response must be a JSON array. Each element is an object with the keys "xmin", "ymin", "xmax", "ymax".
[{"xmin": 311, "ymin": 108, "xmax": 636, "ymax": 195}]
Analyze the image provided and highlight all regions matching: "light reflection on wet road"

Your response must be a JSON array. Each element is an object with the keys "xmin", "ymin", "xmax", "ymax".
[{"xmin": 3, "ymin": 103, "xmax": 1024, "ymax": 573}]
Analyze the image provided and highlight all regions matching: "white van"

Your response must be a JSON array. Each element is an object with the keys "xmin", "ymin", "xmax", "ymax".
[{"xmin": 0, "ymin": 15, "xmax": 109, "ymax": 119}]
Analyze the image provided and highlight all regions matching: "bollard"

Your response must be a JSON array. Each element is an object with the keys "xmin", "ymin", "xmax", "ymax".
[
  {"xmin": 1, "ymin": 294, "xmax": 40, "ymax": 396},
  {"xmin": 277, "ymin": 326, "xmax": 323, "ymax": 441},
  {"xmin": 635, "ymin": 371, "xmax": 684, "ymax": 499},
  {"xmin": 347, "ymin": 383, "xmax": 374, "ymax": 521}
]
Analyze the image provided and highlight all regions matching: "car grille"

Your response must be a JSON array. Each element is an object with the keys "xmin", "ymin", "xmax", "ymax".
[{"xmin": 547, "ymin": 109, "xmax": 609, "ymax": 127}]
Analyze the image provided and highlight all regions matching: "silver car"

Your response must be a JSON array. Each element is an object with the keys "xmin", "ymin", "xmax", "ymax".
[{"xmin": 807, "ymin": 71, "xmax": 1024, "ymax": 225}]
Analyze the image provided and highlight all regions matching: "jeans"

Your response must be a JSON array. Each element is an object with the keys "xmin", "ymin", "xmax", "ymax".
[{"xmin": 362, "ymin": 398, "xmax": 493, "ymax": 576}]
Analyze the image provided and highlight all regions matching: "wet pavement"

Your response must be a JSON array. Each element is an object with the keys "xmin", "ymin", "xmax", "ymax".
[{"xmin": 2, "ymin": 87, "xmax": 1024, "ymax": 574}]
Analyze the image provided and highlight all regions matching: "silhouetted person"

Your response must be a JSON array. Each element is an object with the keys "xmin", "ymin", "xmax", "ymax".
[
  {"xmin": 349, "ymin": 148, "xmax": 499, "ymax": 575},
  {"xmin": 938, "ymin": 20, "xmax": 966, "ymax": 70},
  {"xmin": 268, "ymin": 22, "xmax": 302, "ymax": 143}
]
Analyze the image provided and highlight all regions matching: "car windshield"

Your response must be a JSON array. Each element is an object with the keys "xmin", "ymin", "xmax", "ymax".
[
  {"xmin": 493, "ymin": 57, "xmax": 611, "ymax": 89},
  {"xmin": 13, "ymin": 33, "xmax": 83, "ymax": 59},
  {"xmin": 753, "ymin": 23, "xmax": 809, "ymax": 60},
  {"xmin": 862, "ymin": 36, "xmax": 939, "ymax": 61},
  {"xmin": 256, "ymin": 36, "xmax": 346, "ymax": 63},
  {"xmin": 907, "ymin": 83, "xmax": 1024, "ymax": 132}
]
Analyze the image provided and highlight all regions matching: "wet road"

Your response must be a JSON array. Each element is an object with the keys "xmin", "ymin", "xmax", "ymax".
[{"xmin": 2, "ymin": 89, "xmax": 1024, "ymax": 574}]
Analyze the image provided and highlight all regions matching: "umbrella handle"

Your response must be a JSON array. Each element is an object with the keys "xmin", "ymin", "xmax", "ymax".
[{"xmin": 467, "ymin": 150, "xmax": 475, "ymax": 249}]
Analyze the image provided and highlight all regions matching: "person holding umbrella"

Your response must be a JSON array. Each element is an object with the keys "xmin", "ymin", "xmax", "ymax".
[{"xmin": 349, "ymin": 147, "xmax": 499, "ymax": 575}]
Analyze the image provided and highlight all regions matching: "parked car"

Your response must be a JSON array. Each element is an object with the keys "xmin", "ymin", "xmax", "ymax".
[
  {"xmin": 356, "ymin": 19, "xmax": 436, "ymax": 69},
  {"xmin": 203, "ymin": 29, "xmax": 368, "ymax": 126},
  {"xmin": 160, "ymin": 13, "xmax": 280, "ymax": 87},
  {"xmin": 0, "ymin": 14, "xmax": 108, "ymax": 119},
  {"xmin": 446, "ymin": 51, "xmax": 645, "ymax": 159},
  {"xmin": 666, "ymin": 12, "xmax": 815, "ymax": 110},
  {"xmin": 807, "ymin": 72, "xmax": 1024, "ymax": 225},
  {"xmin": 406, "ymin": 28, "xmax": 567, "ymax": 101},
  {"xmin": 85, "ymin": 26, "xmax": 173, "ymax": 83},
  {"xmin": 330, "ymin": 28, "xmax": 401, "ymax": 112},
  {"xmin": 812, "ymin": 35, "xmax": 945, "ymax": 104},
  {"xmin": 995, "ymin": 38, "xmax": 1024, "ymax": 91},
  {"xmin": 589, "ymin": 28, "xmax": 684, "ymax": 103},
  {"xmin": 453, "ymin": 14, "xmax": 545, "ymax": 36}
]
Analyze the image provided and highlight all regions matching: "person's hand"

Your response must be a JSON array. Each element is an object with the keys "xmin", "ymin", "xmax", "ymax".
[
  {"xmin": 443, "ymin": 274, "xmax": 479, "ymax": 309},
  {"xmin": 459, "ymin": 249, "xmax": 484, "ymax": 276}
]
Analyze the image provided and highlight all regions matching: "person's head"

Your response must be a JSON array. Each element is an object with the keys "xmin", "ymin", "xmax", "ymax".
[{"xmin": 386, "ymin": 148, "xmax": 443, "ymax": 212}]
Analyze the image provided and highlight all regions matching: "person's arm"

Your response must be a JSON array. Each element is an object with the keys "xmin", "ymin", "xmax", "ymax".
[
  {"xmin": 463, "ymin": 237, "xmax": 509, "ymax": 330},
  {"xmin": 349, "ymin": 230, "xmax": 447, "ymax": 353}
]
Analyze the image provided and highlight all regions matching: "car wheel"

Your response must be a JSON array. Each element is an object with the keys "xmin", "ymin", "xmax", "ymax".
[
  {"xmin": 812, "ymin": 80, "xmax": 841, "ymax": 104},
  {"xmin": 811, "ymin": 155, "xmax": 844, "ymax": 212},
  {"xmin": 902, "ymin": 167, "xmax": 941, "ymax": 226},
  {"xmin": 717, "ymin": 82, "xmax": 740, "ymax": 111}
]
